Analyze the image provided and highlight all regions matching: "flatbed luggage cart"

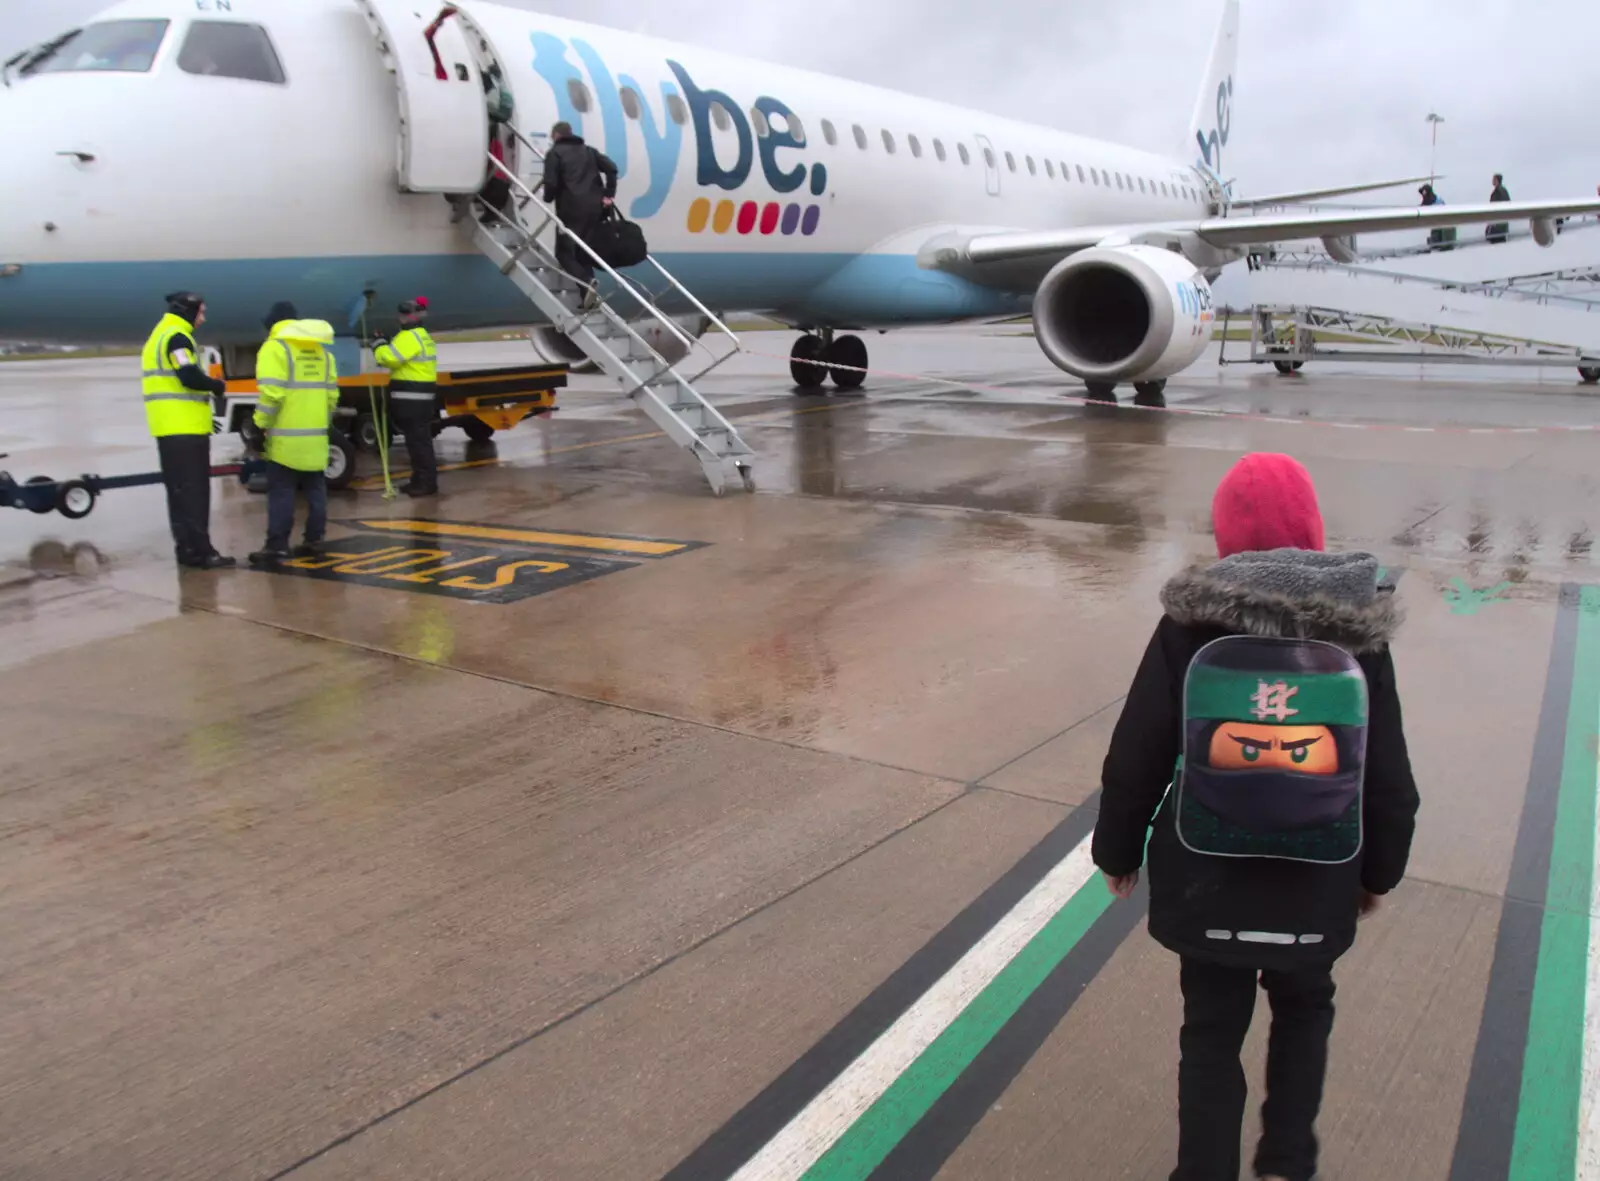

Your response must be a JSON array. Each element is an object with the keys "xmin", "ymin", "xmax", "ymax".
[{"xmin": 218, "ymin": 361, "xmax": 568, "ymax": 488}]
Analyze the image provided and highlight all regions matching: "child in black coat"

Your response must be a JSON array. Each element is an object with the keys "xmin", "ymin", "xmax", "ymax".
[{"xmin": 1092, "ymin": 452, "xmax": 1420, "ymax": 1181}]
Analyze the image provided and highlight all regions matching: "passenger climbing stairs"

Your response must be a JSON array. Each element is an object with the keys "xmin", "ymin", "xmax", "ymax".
[{"xmin": 470, "ymin": 130, "xmax": 754, "ymax": 495}]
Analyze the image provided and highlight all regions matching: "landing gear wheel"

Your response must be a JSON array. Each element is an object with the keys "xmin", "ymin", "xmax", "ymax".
[
  {"xmin": 1132, "ymin": 380, "xmax": 1167, "ymax": 408},
  {"xmin": 325, "ymin": 428, "xmax": 356, "ymax": 491},
  {"xmin": 826, "ymin": 334, "xmax": 868, "ymax": 391},
  {"xmin": 790, "ymin": 334, "xmax": 828, "ymax": 390},
  {"xmin": 56, "ymin": 479, "xmax": 97, "ymax": 520},
  {"xmin": 462, "ymin": 418, "xmax": 496, "ymax": 442},
  {"xmin": 1580, "ymin": 365, "xmax": 1600, "ymax": 385},
  {"xmin": 738, "ymin": 463, "xmax": 755, "ymax": 493},
  {"xmin": 23, "ymin": 475, "xmax": 57, "ymax": 514},
  {"xmin": 1274, "ymin": 360, "xmax": 1306, "ymax": 375},
  {"xmin": 1085, "ymin": 382, "xmax": 1118, "ymax": 403}
]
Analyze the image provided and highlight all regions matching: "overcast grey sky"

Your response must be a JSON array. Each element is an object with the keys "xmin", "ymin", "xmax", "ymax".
[{"xmin": 5, "ymin": 0, "xmax": 1598, "ymax": 202}]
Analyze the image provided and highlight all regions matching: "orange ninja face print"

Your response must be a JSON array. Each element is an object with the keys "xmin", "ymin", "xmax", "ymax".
[{"xmin": 1205, "ymin": 723, "xmax": 1339, "ymax": 775}]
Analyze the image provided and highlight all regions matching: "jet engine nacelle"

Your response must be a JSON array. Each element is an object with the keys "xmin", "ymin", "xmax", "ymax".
[
  {"xmin": 1031, "ymin": 244, "xmax": 1215, "ymax": 384},
  {"xmin": 530, "ymin": 313, "xmax": 712, "ymax": 374}
]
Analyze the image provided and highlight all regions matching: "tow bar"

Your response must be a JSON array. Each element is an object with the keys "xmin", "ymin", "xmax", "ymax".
[{"xmin": 0, "ymin": 454, "xmax": 267, "ymax": 521}]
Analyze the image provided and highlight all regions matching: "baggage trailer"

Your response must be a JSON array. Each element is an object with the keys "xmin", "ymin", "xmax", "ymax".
[{"xmin": 217, "ymin": 361, "xmax": 568, "ymax": 490}]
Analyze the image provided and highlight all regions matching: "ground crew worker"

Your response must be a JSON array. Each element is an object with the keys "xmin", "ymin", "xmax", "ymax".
[
  {"xmin": 248, "ymin": 302, "xmax": 339, "ymax": 566},
  {"xmin": 140, "ymin": 291, "xmax": 234, "ymax": 568},
  {"xmin": 373, "ymin": 297, "xmax": 439, "ymax": 497}
]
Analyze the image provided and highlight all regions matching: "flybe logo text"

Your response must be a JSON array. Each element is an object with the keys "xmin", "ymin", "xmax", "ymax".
[{"xmin": 530, "ymin": 33, "xmax": 829, "ymax": 225}]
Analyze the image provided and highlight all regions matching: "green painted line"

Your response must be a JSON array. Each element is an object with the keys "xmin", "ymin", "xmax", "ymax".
[
  {"xmin": 800, "ymin": 876, "xmax": 1114, "ymax": 1181},
  {"xmin": 1510, "ymin": 585, "xmax": 1600, "ymax": 1179}
]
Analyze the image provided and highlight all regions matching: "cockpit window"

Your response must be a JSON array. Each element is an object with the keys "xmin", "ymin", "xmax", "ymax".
[
  {"xmin": 178, "ymin": 22, "xmax": 286, "ymax": 84},
  {"xmin": 21, "ymin": 19, "xmax": 170, "ymax": 76}
]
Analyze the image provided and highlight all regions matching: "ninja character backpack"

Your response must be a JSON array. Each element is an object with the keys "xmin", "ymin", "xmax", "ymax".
[{"xmin": 1175, "ymin": 635, "xmax": 1370, "ymax": 866}]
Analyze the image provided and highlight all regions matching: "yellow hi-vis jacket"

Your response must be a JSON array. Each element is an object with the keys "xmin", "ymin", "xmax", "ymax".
[
  {"xmin": 253, "ymin": 320, "xmax": 339, "ymax": 472},
  {"xmin": 140, "ymin": 312, "xmax": 213, "ymax": 437},
  {"xmin": 374, "ymin": 327, "xmax": 438, "ymax": 404}
]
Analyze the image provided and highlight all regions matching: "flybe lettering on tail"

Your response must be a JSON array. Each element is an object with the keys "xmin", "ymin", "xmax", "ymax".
[
  {"xmin": 1195, "ymin": 74, "xmax": 1233, "ymax": 172},
  {"xmin": 529, "ymin": 33, "xmax": 828, "ymax": 225}
]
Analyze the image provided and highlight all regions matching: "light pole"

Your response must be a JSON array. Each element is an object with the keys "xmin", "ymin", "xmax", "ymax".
[{"xmin": 1426, "ymin": 112, "xmax": 1445, "ymax": 183}]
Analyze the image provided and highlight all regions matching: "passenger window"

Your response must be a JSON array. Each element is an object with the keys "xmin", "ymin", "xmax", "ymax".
[
  {"xmin": 568, "ymin": 78, "xmax": 592, "ymax": 113},
  {"xmin": 751, "ymin": 107, "xmax": 770, "ymax": 137},
  {"xmin": 620, "ymin": 86, "xmax": 642, "ymax": 119},
  {"xmin": 934, "ymin": 139, "xmax": 947, "ymax": 162},
  {"xmin": 853, "ymin": 124, "xmax": 868, "ymax": 150},
  {"xmin": 982, "ymin": 147, "xmax": 995, "ymax": 169},
  {"xmin": 1045, "ymin": 159, "xmax": 1054, "ymax": 179},
  {"xmin": 22, "ymin": 19, "xmax": 170, "ymax": 75},
  {"xmin": 1077, "ymin": 165, "xmax": 1086, "ymax": 183},
  {"xmin": 882, "ymin": 129, "xmax": 896, "ymax": 154},
  {"xmin": 178, "ymin": 21, "xmax": 285, "ymax": 84},
  {"xmin": 1138, "ymin": 177, "xmax": 1147, "ymax": 193},
  {"xmin": 959, "ymin": 143, "xmax": 972, "ymax": 166},
  {"xmin": 908, "ymin": 134, "xmax": 922, "ymax": 158},
  {"xmin": 782, "ymin": 113, "xmax": 806, "ymax": 145},
  {"xmin": 1026, "ymin": 156, "xmax": 1036, "ymax": 175},
  {"xmin": 822, "ymin": 119, "xmax": 838, "ymax": 146},
  {"xmin": 1090, "ymin": 169, "xmax": 1099, "ymax": 186},
  {"xmin": 1005, "ymin": 151, "xmax": 1016, "ymax": 172},
  {"xmin": 1116, "ymin": 173, "xmax": 1125, "ymax": 190},
  {"xmin": 711, "ymin": 101, "xmax": 732, "ymax": 132},
  {"xmin": 666, "ymin": 94, "xmax": 688, "ymax": 125}
]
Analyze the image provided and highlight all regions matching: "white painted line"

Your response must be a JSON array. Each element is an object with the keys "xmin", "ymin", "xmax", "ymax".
[
  {"xmin": 1404, "ymin": 427, "xmax": 1435, "ymax": 433},
  {"xmin": 1576, "ymin": 684, "xmax": 1600, "ymax": 1179},
  {"xmin": 729, "ymin": 834, "xmax": 1100, "ymax": 1181}
]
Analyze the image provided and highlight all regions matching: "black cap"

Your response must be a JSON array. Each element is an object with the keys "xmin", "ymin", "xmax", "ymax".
[
  {"xmin": 263, "ymin": 300, "xmax": 298, "ymax": 329},
  {"xmin": 165, "ymin": 290, "xmax": 204, "ymax": 320},
  {"xmin": 398, "ymin": 297, "xmax": 429, "ymax": 319}
]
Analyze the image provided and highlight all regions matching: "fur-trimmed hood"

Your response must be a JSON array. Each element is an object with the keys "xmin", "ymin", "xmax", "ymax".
[{"xmin": 1160, "ymin": 548, "xmax": 1400, "ymax": 654}]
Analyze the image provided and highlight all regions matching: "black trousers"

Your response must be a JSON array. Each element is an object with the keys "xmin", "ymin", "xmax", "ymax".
[
  {"xmin": 393, "ymin": 402, "xmax": 438, "ymax": 488},
  {"xmin": 156, "ymin": 433, "xmax": 216, "ymax": 562},
  {"xmin": 1172, "ymin": 957, "xmax": 1336, "ymax": 1181},
  {"xmin": 555, "ymin": 200, "xmax": 602, "ymax": 284},
  {"xmin": 264, "ymin": 462, "xmax": 327, "ymax": 551}
]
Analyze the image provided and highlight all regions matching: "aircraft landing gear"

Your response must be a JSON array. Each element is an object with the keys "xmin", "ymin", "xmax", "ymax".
[
  {"xmin": 1132, "ymin": 380, "xmax": 1167, "ymax": 408},
  {"xmin": 791, "ymin": 334, "xmax": 828, "ymax": 390},
  {"xmin": 791, "ymin": 330, "xmax": 869, "ymax": 392},
  {"xmin": 1085, "ymin": 382, "xmax": 1118, "ymax": 403}
]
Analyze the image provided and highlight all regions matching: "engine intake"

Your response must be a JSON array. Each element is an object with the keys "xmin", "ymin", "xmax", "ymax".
[{"xmin": 1032, "ymin": 244, "xmax": 1214, "ymax": 383}]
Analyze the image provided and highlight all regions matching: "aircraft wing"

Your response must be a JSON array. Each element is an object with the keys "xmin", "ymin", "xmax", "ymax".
[
  {"xmin": 928, "ymin": 197, "xmax": 1600, "ymax": 273},
  {"xmin": 1228, "ymin": 174, "xmax": 1440, "ymax": 210}
]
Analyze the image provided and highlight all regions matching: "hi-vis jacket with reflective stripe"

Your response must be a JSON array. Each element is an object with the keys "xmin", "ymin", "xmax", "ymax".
[
  {"xmin": 374, "ymin": 327, "xmax": 438, "ymax": 402},
  {"xmin": 253, "ymin": 320, "xmax": 339, "ymax": 472},
  {"xmin": 140, "ymin": 312, "xmax": 213, "ymax": 437}
]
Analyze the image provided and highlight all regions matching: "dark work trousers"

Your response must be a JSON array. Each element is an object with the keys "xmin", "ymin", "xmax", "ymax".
[
  {"xmin": 264, "ymin": 462, "xmax": 327, "ymax": 552},
  {"xmin": 392, "ymin": 401, "xmax": 438, "ymax": 489},
  {"xmin": 156, "ymin": 433, "xmax": 215, "ymax": 563},
  {"xmin": 555, "ymin": 200, "xmax": 603, "ymax": 285},
  {"xmin": 1172, "ymin": 957, "xmax": 1336, "ymax": 1181}
]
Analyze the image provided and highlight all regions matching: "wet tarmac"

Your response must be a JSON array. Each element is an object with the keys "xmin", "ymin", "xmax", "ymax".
[{"xmin": 2, "ymin": 329, "xmax": 1598, "ymax": 1180}]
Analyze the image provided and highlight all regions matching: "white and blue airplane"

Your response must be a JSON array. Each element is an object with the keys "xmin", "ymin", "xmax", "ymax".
[{"xmin": 5, "ymin": 0, "xmax": 1599, "ymax": 401}]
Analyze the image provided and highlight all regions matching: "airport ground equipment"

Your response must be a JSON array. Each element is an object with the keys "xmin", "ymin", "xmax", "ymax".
[
  {"xmin": 465, "ymin": 127, "xmax": 754, "ymax": 495},
  {"xmin": 218, "ymin": 363, "xmax": 566, "ymax": 488},
  {"xmin": 0, "ymin": 453, "xmax": 267, "ymax": 521},
  {"xmin": 1224, "ymin": 253, "xmax": 1600, "ymax": 381}
]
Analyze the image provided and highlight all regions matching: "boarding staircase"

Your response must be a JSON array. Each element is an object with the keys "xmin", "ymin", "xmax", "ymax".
[{"xmin": 469, "ymin": 129, "xmax": 754, "ymax": 495}]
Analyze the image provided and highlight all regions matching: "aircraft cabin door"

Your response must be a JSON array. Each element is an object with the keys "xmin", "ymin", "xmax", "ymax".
[
  {"xmin": 973, "ymin": 134, "xmax": 1001, "ymax": 197},
  {"xmin": 356, "ymin": 0, "xmax": 489, "ymax": 193}
]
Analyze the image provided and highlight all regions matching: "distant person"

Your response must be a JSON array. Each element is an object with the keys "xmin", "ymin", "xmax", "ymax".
[
  {"xmin": 479, "ymin": 120, "xmax": 514, "ymax": 225},
  {"xmin": 139, "ymin": 291, "xmax": 233, "ymax": 569},
  {"xmin": 1420, "ymin": 183, "xmax": 1454, "ymax": 251},
  {"xmin": 1092, "ymin": 452, "xmax": 1420, "ymax": 1181},
  {"xmin": 1487, "ymin": 174, "xmax": 1510, "ymax": 244},
  {"xmin": 541, "ymin": 120, "xmax": 618, "ymax": 301},
  {"xmin": 248, "ymin": 302, "xmax": 338, "ymax": 566},
  {"xmin": 373, "ymin": 298, "xmax": 439, "ymax": 497}
]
